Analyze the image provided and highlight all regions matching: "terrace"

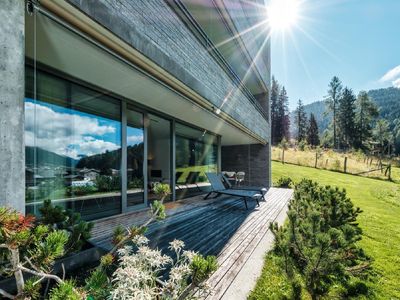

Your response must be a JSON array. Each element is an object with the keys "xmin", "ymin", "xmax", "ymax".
[{"xmin": 90, "ymin": 187, "xmax": 293, "ymax": 299}]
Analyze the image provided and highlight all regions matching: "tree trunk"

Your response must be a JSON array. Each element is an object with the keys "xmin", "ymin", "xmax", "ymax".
[{"xmin": 10, "ymin": 249, "xmax": 24, "ymax": 295}]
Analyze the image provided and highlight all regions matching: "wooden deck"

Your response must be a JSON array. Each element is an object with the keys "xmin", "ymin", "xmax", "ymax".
[{"xmin": 90, "ymin": 188, "xmax": 293, "ymax": 299}]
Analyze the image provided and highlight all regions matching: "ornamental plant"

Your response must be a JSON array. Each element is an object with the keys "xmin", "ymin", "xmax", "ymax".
[
  {"xmin": 270, "ymin": 179, "xmax": 371, "ymax": 300},
  {"xmin": 85, "ymin": 183, "xmax": 218, "ymax": 299},
  {"xmin": 0, "ymin": 207, "xmax": 83, "ymax": 299}
]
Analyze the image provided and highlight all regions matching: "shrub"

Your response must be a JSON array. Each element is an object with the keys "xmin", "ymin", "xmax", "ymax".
[
  {"xmin": 275, "ymin": 176, "xmax": 294, "ymax": 188},
  {"xmin": 39, "ymin": 199, "xmax": 93, "ymax": 253},
  {"xmin": 270, "ymin": 179, "xmax": 370, "ymax": 300}
]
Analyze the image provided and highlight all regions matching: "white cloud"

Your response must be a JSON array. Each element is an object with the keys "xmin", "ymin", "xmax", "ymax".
[
  {"xmin": 380, "ymin": 65, "xmax": 400, "ymax": 88},
  {"xmin": 25, "ymin": 102, "xmax": 120, "ymax": 159},
  {"xmin": 393, "ymin": 78, "xmax": 400, "ymax": 88},
  {"xmin": 127, "ymin": 135, "xmax": 143, "ymax": 145}
]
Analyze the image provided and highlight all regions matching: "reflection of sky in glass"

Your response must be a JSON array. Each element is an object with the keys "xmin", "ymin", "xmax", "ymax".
[
  {"xmin": 25, "ymin": 98, "xmax": 121, "ymax": 159},
  {"xmin": 127, "ymin": 126, "xmax": 144, "ymax": 146}
]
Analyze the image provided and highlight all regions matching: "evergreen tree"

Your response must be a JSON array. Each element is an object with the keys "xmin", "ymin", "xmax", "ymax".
[
  {"xmin": 270, "ymin": 77, "xmax": 280, "ymax": 145},
  {"xmin": 373, "ymin": 119, "xmax": 390, "ymax": 157},
  {"xmin": 294, "ymin": 99, "xmax": 308, "ymax": 142},
  {"xmin": 355, "ymin": 91, "xmax": 379, "ymax": 149},
  {"xmin": 277, "ymin": 86, "xmax": 290, "ymax": 142},
  {"xmin": 325, "ymin": 76, "xmax": 343, "ymax": 149},
  {"xmin": 307, "ymin": 113, "xmax": 320, "ymax": 146},
  {"xmin": 338, "ymin": 87, "xmax": 356, "ymax": 149}
]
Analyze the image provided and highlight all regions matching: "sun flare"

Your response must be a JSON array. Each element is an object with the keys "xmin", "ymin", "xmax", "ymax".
[{"xmin": 267, "ymin": 0, "xmax": 300, "ymax": 31}]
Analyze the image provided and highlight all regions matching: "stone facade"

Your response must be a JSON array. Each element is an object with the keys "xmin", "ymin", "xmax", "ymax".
[
  {"xmin": 0, "ymin": 0, "xmax": 25, "ymax": 213},
  {"xmin": 67, "ymin": 0, "xmax": 269, "ymax": 142},
  {"xmin": 221, "ymin": 144, "xmax": 271, "ymax": 186}
]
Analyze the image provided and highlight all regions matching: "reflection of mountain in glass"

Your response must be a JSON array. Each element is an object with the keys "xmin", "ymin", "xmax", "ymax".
[
  {"xmin": 25, "ymin": 146, "xmax": 78, "ymax": 167},
  {"xmin": 75, "ymin": 143, "xmax": 144, "ymax": 176}
]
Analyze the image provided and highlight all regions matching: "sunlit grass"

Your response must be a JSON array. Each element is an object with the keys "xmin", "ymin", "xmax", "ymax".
[
  {"xmin": 271, "ymin": 147, "xmax": 398, "ymax": 182},
  {"xmin": 251, "ymin": 162, "xmax": 400, "ymax": 299}
]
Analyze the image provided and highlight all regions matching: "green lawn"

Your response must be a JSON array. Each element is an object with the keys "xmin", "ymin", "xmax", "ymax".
[{"xmin": 251, "ymin": 161, "xmax": 400, "ymax": 299}]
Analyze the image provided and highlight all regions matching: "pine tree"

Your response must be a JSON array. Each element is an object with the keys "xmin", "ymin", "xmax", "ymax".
[
  {"xmin": 337, "ymin": 87, "xmax": 356, "ymax": 149},
  {"xmin": 307, "ymin": 113, "xmax": 320, "ymax": 146},
  {"xmin": 325, "ymin": 76, "xmax": 343, "ymax": 149},
  {"xmin": 355, "ymin": 91, "xmax": 379, "ymax": 149},
  {"xmin": 270, "ymin": 77, "xmax": 280, "ymax": 145},
  {"xmin": 277, "ymin": 86, "xmax": 290, "ymax": 142},
  {"xmin": 294, "ymin": 99, "xmax": 308, "ymax": 142}
]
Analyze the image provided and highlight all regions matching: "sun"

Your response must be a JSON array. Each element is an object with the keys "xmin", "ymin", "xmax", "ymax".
[{"xmin": 267, "ymin": 0, "xmax": 300, "ymax": 31}]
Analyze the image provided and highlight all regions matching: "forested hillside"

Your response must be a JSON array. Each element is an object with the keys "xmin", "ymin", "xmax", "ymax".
[{"xmin": 292, "ymin": 86, "xmax": 400, "ymax": 134}]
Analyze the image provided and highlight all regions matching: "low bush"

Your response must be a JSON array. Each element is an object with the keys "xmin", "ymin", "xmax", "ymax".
[
  {"xmin": 269, "ymin": 179, "xmax": 372, "ymax": 299},
  {"xmin": 39, "ymin": 199, "xmax": 93, "ymax": 253},
  {"xmin": 274, "ymin": 176, "xmax": 294, "ymax": 188}
]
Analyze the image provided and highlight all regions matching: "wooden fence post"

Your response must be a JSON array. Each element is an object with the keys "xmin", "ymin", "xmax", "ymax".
[
  {"xmin": 315, "ymin": 152, "xmax": 318, "ymax": 168},
  {"xmin": 344, "ymin": 157, "xmax": 347, "ymax": 173}
]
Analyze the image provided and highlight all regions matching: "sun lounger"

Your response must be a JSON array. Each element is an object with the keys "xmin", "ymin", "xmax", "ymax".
[{"xmin": 204, "ymin": 173, "xmax": 261, "ymax": 209}]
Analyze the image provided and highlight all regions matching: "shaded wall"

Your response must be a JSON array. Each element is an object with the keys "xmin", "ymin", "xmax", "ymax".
[{"xmin": 221, "ymin": 144, "xmax": 270, "ymax": 187}]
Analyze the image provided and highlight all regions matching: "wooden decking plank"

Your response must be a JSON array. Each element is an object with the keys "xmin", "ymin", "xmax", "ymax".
[
  {"xmin": 207, "ymin": 191, "xmax": 292, "ymax": 299},
  {"xmin": 205, "ymin": 193, "xmax": 285, "ymax": 288}
]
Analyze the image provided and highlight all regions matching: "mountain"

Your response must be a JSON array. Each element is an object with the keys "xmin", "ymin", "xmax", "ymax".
[
  {"xmin": 290, "ymin": 101, "xmax": 330, "ymax": 136},
  {"xmin": 25, "ymin": 146, "xmax": 79, "ymax": 167},
  {"xmin": 367, "ymin": 87, "xmax": 400, "ymax": 122},
  {"xmin": 290, "ymin": 87, "xmax": 400, "ymax": 137}
]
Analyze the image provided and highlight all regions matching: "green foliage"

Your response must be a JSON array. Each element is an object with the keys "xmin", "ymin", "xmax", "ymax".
[
  {"xmin": 39, "ymin": 200, "xmax": 93, "ymax": 253},
  {"xmin": 30, "ymin": 230, "xmax": 69, "ymax": 270},
  {"xmin": 295, "ymin": 99, "xmax": 308, "ymax": 142},
  {"xmin": 190, "ymin": 255, "xmax": 218, "ymax": 285},
  {"xmin": 23, "ymin": 277, "xmax": 41, "ymax": 299},
  {"xmin": 151, "ymin": 200, "xmax": 166, "ymax": 220},
  {"xmin": 307, "ymin": 113, "xmax": 320, "ymax": 147},
  {"xmin": 153, "ymin": 182, "xmax": 171, "ymax": 198},
  {"xmin": 95, "ymin": 175, "xmax": 120, "ymax": 192},
  {"xmin": 49, "ymin": 280, "xmax": 81, "ymax": 300},
  {"xmin": 275, "ymin": 176, "xmax": 293, "ymax": 188},
  {"xmin": 85, "ymin": 268, "xmax": 111, "ymax": 299},
  {"xmin": 270, "ymin": 179, "xmax": 370, "ymax": 299},
  {"xmin": 298, "ymin": 139, "xmax": 307, "ymax": 151},
  {"xmin": 39, "ymin": 199, "xmax": 65, "ymax": 226},
  {"xmin": 112, "ymin": 225, "xmax": 126, "ymax": 246}
]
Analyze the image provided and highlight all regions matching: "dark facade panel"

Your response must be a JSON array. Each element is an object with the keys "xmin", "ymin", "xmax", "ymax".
[
  {"xmin": 221, "ymin": 144, "xmax": 270, "ymax": 186},
  {"xmin": 67, "ymin": 0, "xmax": 269, "ymax": 141}
]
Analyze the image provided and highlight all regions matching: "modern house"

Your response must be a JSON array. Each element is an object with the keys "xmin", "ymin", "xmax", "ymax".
[{"xmin": 0, "ymin": 0, "xmax": 271, "ymax": 221}]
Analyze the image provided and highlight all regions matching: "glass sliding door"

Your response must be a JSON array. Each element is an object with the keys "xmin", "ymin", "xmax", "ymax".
[
  {"xmin": 147, "ymin": 114, "xmax": 171, "ymax": 202},
  {"xmin": 25, "ymin": 67, "xmax": 122, "ymax": 220},
  {"xmin": 126, "ymin": 108, "xmax": 145, "ymax": 207},
  {"xmin": 175, "ymin": 123, "xmax": 218, "ymax": 199}
]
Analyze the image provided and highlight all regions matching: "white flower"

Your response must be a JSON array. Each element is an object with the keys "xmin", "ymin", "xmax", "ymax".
[
  {"xmin": 132, "ymin": 235, "xmax": 149, "ymax": 246},
  {"xmin": 169, "ymin": 239, "xmax": 185, "ymax": 253},
  {"xmin": 183, "ymin": 250, "xmax": 197, "ymax": 262}
]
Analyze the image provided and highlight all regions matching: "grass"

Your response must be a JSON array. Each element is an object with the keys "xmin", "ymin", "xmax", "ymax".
[
  {"xmin": 272, "ymin": 147, "xmax": 398, "ymax": 182},
  {"xmin": 250, "ymin": 161, "xmax": 400, "ymax": 299}
]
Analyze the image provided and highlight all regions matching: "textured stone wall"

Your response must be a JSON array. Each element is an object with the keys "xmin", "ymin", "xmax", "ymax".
[
  {"xmin": 221, "ymin": 144, "xmax": 271, "ymax": 187},
  {"xmin": 0, "ymin": 0, "xmax": 25, "ymax": 213},
  {"xmin": 67, "ymin": 0, "xmax": 269, "ymax": 141}
]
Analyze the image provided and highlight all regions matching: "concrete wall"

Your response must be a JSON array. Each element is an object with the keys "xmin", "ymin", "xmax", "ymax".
[
  {"xmin": 221, "ymin": 144, "xmax": 271, "ymax": 187},
  {"xmin": 0, "ymin": 0, "xmax": 25, "ymax": 213},
  {"xmin": 66, "ymin": 0, "xmax": 269, "ymax": 141}
]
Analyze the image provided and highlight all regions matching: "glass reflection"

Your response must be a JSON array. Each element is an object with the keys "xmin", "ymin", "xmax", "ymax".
[
  {"xmin": 25, "ymin": 68, "xmax": 121, "ymax": 220},
  {"xmin": 127, "ymin": 109, "xmax": 144, "ymax": 206},
  {"xmin": 175, "ymin": 123, "xmax": 218, "ymax": 199}
]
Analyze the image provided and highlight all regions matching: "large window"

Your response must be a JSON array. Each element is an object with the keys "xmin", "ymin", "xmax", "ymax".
[
  {"xmin": 25, "ymin": 67, "xmax": 122, "ymax": 220},
  {"xmin": 175, "ymin": 123, "xmax": 218, "ymax": 199},
  {"xmin": 126, "ymin": 108, "xmax": 145, "ymax": 207},
  {"xmin": 147, "ymin": 114, "xmax": 171, "ymax": 201}
]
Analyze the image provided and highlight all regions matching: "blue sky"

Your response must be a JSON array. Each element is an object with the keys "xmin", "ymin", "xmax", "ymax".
[{"xmin": 270, "ymin": 0, "xmax": 400, "ymax": 110}]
